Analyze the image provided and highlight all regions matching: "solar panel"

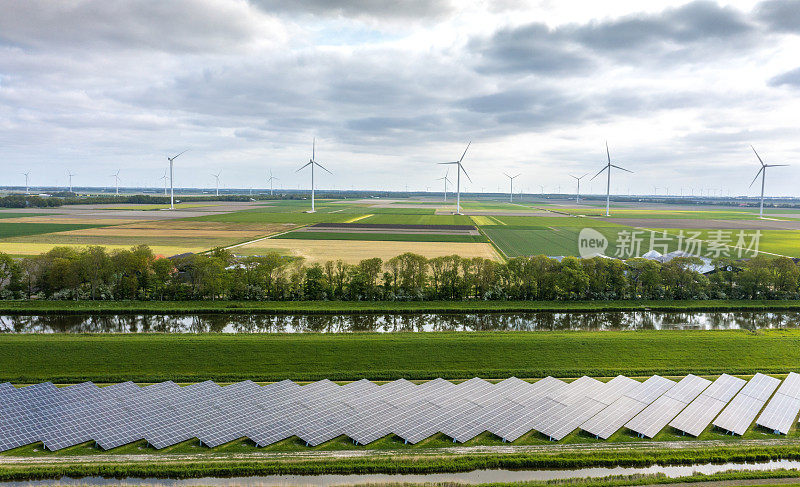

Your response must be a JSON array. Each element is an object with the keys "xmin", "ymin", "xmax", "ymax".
[
  {"xmin": 755, "ymin": 392, "xmax": 800, "ymax": 434},
  {"xmin": 580, "ymin": 375, "xmax": 675, "ymax": 440},
  {"xmin": 775, "ymin": 372, "xmax": 800, "ymax": 400},
  {"xmin": 625, "ymin": 375, "xmax": 710, "ymax": 438},
  {"xmin": 739, "ymin": 373, "xmax": 781, "ymax": 401},
  {"xmin": 712, "ymin": 374, "xmax": 780, "ymax": 436},
  {"xmin": 668, "ymin": 374, "xmax": 746, "ymax": 437}
]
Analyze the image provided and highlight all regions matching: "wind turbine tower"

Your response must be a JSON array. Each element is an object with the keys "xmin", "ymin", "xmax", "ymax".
[
  {"xmin": 436, "ymin": 169, "xmax": 451, "ymax": 202},
  {"xmin": 297, "ymin": 138, "xmax": 332, "ymax": 213},
  {"xmin": 23, "ymin": 172, "xmax": 30, "ymax": 195},
  {"xmin": 111, "ymin": 170, "xmax": 121, "ymax": 196},
  {"xmin": 167, "ymin": 150, "xmax": 188, "ymax": 210},
  {"xmin": 212, "ymin": 171, "xmax": 221, "ymax": 197},
  {"xmin": 160, "ymin": 170, "xmax": 168, "ymax": 195},
  {"xmin": 67, "ymin": 171, "xmax": 75, "ymax": 193},
  {"xmin": 267, "ymin": 169, "xmax": 278, "ymax": 196},
  {"xmin": 750, "ymin": 146, "xmax": 789, "ymax": 219},
  {"xmin": 570, "ymin": 173, "xmax": 588, "ymax": 203},
  {"xmin": 590, "ymin": 142, "xmax": 633, "ymax": 217},
  {"xmin": 438, "ymin": 142, "xmax": 472, "ymax": 214},
  {"xmin": 504, "ymin": 173, "xmax": 520, "ymax": 203}
]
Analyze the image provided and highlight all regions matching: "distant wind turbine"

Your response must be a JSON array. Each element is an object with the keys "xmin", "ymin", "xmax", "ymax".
[
  {"xmin": 212, "ymin": 171, "xmax": 221, "ymax": 197},
  {"xmin": 23, "ymin": 172, "xmax": 30, "ymax": 195},
  {"xmin": 591, "ymin": 142, "xmax": 632, "ymax": 217},
  {"xmin": 167, "ymin": 149, "xmax": 188, "ymax": 210},
  {"xmin": 436, "ymin": 169, "xmax": 451, "ymax": 202},
  {"xmin": 570, "ymin": 173, "xmax": 588, "ymax": 203},
  {"xmin": 66, "ymin": 170, "xmax": 75, "ymax": 193},
  {"xmin": 267, "ymin": 169, "xmax": 278, "ymax": 196},
  {"xmin": 111, "ymin": 170, "xmax": 121, "ymax": 196},
  {"xmin": 438, "ymin": 142, "xmax": 472, "ymax": 214},
  {"xmin": 160, "ymin": 170, "xmax": 168, "ymax": 195},
  {"xmin": 297, "ymin": 138, "xmax": 332, "ymax": 213},
  {"xmin": 504, "ymin": 173, "xmax": 520, "ymax": 203},
  {"xmin": 750, "ymin": 146, "xmax": 789, "ymax": 219}
]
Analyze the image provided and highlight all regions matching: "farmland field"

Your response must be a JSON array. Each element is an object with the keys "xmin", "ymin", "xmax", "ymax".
[
  {"xmin": 1, "ymin": 197, "xmax": 799, "ymax": 260},
  {"xmin": 233, "ymin": 238, "xmax": 501, "ymax": 263}
]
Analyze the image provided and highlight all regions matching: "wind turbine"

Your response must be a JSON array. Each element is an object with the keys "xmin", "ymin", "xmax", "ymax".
[
  {"xmin": 750, "ymin": 146, "xmax": 789, "ymax": 219},
  {"xmin": 66, "ymin": 170, "xmax": 75, "ymax": 193},
  {"xmin": 160, "ymin": 170, "xmax": 168, "ymax": 195},
  {"xmin": 504, "ymin": 173, "xmax": 520, "ymax": 203},
  {"xmin": 436, "ymin": 169, "xmax": 451, "ymax": 202},
  {"xmin": 212, "ymin": 171, "xmax": 221, "ymax": 197},
  {"xmin": 267, "ymin": 169, "xmax": 278, "ymax": 196},
  {"xmin": 297, "ymin": 138, "xmax": 332, "ymax": 213},
  {"xmin": 438, "ymin": 142, "xmax": 472, "ymax": 214},
  {"xmin": 570, "ymin": 173, "xmax": 588, "ymax": 203},
  {"xmin": 590, "ymin": 142, "xmax": 632, "ymax": 217},
  {"xmin": 22, "ymin": 172, "xmax": 30, "ymax": 195},
  {"xmin": 111, "ymin": 170, "xmax": 121, "ymax": 196},
  {"xmin": 167, "ymin": 149, "xmax": 188, "ymax": 210}
]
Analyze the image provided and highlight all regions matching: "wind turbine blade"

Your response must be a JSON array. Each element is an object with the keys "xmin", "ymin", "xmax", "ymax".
[
  {"xmin": 513, "ymin": 173, "xmax": 520, "ymax": 178},
  {"xmin": 296, "ymin": 161, "xmax": 313, "ymax": 172},
  {"xmin": 765, "ymin": 164, "xmax": 789, "ymax": 167},
  {"xmin": 439, "ymin": 161, "xmax": 459, "ymax": 165},
  {"xmin": 590, "ymin": 166, "xmax": 607, "ymax": 181},
  {"xmin": 749, "ymin": 167, "xmax": 764, "ymax": 188},
  {"xmin": 570, "ymin": 175, "xmax": 577, "ymax": 180},
  {"xmin": 460, "ymin": 163, "xmax": 473, "ymax": 183},
  {"xmin": 459, "ymin": 141, "xmax": 471, "ymax": 163},
  {"xmin": 314, "ymin": 161, "xmax": 333, "ymax": 175},
  {"xmin": 581, "ymin": 173, "xmax": 589, "ymax": 179},
  {"xmin": 606, "ymin": 141, "xmax": 611, "ymax": 164},
  {"xmin": 312, "ymin": 138, "xmax": 315, "ymax": 161},
  {"xmin": 750, "ymin": 145, "xmax": 765, "ymax": 166},
  {"xmin": 172, "ymin": 149, "xmax": 189, "ymax": 160},
  {"xmin": 610, "ymin": 164, "xmax": 633, "ymax": 173},
  {"xmin": 504, "ymin": 172, "xmax": 510, "ymax": 178}
]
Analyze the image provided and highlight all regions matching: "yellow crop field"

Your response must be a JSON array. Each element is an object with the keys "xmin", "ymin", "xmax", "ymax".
[
  {"xmin": 234, "ymin": 238, "xmax": 503, "ymax": 264},
  {"xmin": 1, "ymin": 217, "xmax": 145, "ymax": 225},
  {"xmin": 0, "ymin": 242, "xmax": 205, "ymax": 257}
]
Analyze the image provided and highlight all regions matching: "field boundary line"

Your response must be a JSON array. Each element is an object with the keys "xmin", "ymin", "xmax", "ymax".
[
  {"xmin": 478, "ymin": 227, "xmax": 510, "ymax": 261},
  {"xmin": 224, "ymin": 225, "xmax": 307, "ymax": 250},
  {"xmin": 345, "ymin": 214, "xmax": 372, "ymax": 223}
]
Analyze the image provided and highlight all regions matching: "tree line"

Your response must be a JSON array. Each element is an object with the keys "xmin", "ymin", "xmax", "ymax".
[{"xmin": 0, "ymin": 245, "xmax": 798, "ymax": 301}]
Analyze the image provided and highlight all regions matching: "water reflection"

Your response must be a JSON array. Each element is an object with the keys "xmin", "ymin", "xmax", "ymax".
[{"xmin": 0, "ymin": 311, "xmax": 798, "ymax": 333}]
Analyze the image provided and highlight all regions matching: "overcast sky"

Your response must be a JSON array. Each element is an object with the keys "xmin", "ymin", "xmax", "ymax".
[{"xmin": 2, "ymin": 0, "xmax": 800, "ymax": 195}]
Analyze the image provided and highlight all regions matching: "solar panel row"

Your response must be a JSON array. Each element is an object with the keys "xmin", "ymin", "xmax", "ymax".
[{"xmin": 0, "ymin": 374, "xmax": 795, "ymax": 452}]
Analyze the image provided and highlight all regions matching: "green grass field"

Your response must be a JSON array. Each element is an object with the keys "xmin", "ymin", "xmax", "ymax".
[
  {"xmin": 0, "ymin": 222, "xmax": 106, "ymax": 239},
  {"xmin": 274, "ymin": 231, "xmax": 488, "ymax": 243},
  {"xmin": 2, "ymin": 329, "xmax": 800, "ymax": 383}
]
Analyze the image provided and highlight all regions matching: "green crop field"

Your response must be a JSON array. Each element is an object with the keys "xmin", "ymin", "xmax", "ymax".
[
  {"xmin": 359, "ymin": 214, "xmax": 474, "ymax": 225},
  {"xmin": 644, "ymin": 228, "xmax": 800, "ymax": 258},
  {"xmin": 0, "ymin": 222, "xmax": 107, "ymax": 239},
  {"xmin": 0, "ymin": 213, "xmax": 53, "ymax": 219},
  {"xmin": 193, "ymin": 209, "xmax": 359, "ymax": 224},
  {"xmin": 274, "ymin": 231, "xmax": 487, "ymax": 243},
  {"xmin": 2, "ymin": 330, "xmax": 799, "ymax": 383}
]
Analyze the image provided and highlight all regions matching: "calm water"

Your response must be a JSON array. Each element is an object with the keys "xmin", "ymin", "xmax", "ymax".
[
  {"xmin": 5, "ymin": 460, "xmax": 800, "ymax": 486},
  {"xmin": 0, "ymin": 311, "xmax": 798, "ymax": 333}
]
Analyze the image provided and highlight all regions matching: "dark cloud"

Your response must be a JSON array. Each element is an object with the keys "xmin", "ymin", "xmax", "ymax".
[
  {"xmin": 769, "ymin": 67, "xmax": 800, "ymax": 87},
  {"xmin": 472, "ymin": 24, "xmax": 594, "ymax": 75},
  {"xmin": 756, "ymin": 0, "xmax": 800, "ymax": 33},
  {"xmin": 0, "ymin": 0, "xmax": 267, "ymax": 52},
  {"xmin": 474, "ymin": 1, "xmax": 756, "ymax": 75},
  {"xmin": 251, "ymin": 0, "xmax": 452, "ymax": 20}
]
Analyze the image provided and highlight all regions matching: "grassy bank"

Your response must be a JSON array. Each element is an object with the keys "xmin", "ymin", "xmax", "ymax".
[
  {"xmin": 4, "ymin": 444, "xmax": 800, "ymax": 481},
  {"xmin": 1, "ymin": 299, "xmax": 800, "ymax": 314},
  {"xmin": 3, "ymin": 329, "xmax": 800, "ymax": 382}
]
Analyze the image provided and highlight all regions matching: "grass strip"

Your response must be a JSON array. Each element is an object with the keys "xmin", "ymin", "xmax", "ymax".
[
  {"xmin": 273, "ymin": 232, "xmax": 488, "ymax": 243},
  {"xmin": 4, "ymin": 445, "xmax": 800, "ymax": 481},
  {"xmin": 3, "ymin": 330, "xmax": 800, "ymax": 382}
]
